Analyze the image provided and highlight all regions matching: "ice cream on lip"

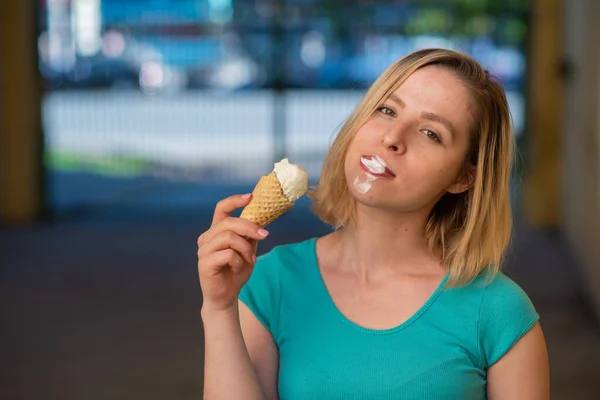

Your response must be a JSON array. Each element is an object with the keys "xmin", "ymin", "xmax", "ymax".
[{"xmin": 360, "ymin": 155, "xmax": 395, "ymax": 177}]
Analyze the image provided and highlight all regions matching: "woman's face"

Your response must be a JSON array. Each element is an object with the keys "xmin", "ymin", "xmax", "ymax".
[{"xmin": 345, "ymin": 65, "xmax": 476, "ymax": 213}]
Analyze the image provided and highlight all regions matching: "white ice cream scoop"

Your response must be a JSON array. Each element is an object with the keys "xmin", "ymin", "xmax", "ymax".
[{"xmin": 273, "ymin": 158, "xmax": 309, "ymax": 202}]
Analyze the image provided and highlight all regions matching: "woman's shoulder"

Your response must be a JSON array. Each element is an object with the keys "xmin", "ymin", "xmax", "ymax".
[
  {"xmin": 255, "ymin": 236, "xmax": 318, "ymax": 273},
  {"xmin": 240, "ymin": 237, "xmax": 318, "ymax": 332},
  {"xmin": 446, "ymin": 269, "xmax": 537, "ymax": 324},
  {"xmin": 471, "ymin": 269, "xmax": 533, "ymax": 305},
  {"xmin": 472, "ymin": 270, "xmax": 540, "ymax": 367},
  {"xmin": 451, "ymin": 269, "xmax": 530, "ymax": 299},
  {"xmin": 258, "ymin": 236, "xmax": 316, "ymax": 260}
]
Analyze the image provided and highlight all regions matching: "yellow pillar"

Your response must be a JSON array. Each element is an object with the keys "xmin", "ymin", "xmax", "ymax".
[
  {"xmin": 0, "ymin": 1, "xmax": 44, "ymax": 223},
  {"xmin": 522, "ymin": 0, "xmax": 563, "ymax": 227}
]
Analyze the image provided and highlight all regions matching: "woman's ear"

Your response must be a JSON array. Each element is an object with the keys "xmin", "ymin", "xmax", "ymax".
[{"xmin": 446, "ymin": 164, "xmax": 477, "ymax": 194}]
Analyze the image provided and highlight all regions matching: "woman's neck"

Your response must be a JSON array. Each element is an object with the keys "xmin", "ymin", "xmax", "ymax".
[{"xmin": 329, "ymin": 206, "xmax": 445, "ymax": 282}]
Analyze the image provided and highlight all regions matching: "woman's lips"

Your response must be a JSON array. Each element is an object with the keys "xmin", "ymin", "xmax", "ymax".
[{"xmin": 360, "ymin": 156, "xmax": 396, "ymax": 178}]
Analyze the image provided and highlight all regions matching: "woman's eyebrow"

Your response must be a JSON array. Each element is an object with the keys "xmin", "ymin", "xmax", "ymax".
[
  {"xmin": 387, "ymin": 93, "xmax": 406, "ymax": 108},
  {"xmin": 421, "ymin": 112, "xmax": 456, "ymax": 139}
]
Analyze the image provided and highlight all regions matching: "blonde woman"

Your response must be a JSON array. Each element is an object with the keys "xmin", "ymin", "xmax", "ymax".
[{"xmin": 197, "ymin": 48, "xmax": 550, "ymax": 399}]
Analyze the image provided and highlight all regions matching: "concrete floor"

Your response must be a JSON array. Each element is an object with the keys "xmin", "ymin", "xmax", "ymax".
[{"xmin": 1, "ymin": 212, "xmax": 599, "ymax": 399}]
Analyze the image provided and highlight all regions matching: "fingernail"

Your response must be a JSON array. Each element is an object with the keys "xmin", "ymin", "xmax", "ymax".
[
  {"xmin": 257, "ymin": 228, "xmax": 269, "ymax": 237},
  {"xmin": 252, "ymin": 255, "xmax": 257, "ymax": 264},
  {"xmin": 241, "ymin": 193, "xmax": 252, "ymax": 199}
]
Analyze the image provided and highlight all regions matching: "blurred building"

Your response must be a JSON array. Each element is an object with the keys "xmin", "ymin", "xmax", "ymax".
[{"xmin": 30, "ymin": 0, "xmax": 532, "ymax": 212}]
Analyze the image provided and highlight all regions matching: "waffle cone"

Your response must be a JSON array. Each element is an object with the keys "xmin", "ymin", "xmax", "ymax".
[{"xmin": 240, "ymin": 172, "xmax": 294, "ymax": 228}]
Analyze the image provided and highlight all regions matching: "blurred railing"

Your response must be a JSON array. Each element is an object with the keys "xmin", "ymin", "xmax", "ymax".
[{"xmin": 38, "ymin": 0, "xmax": 530, "ymax": 215}]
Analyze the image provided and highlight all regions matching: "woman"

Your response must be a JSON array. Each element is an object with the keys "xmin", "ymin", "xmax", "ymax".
[{"xmin": 197, "ymin": 48, "xmax": 550, "ymax": 399}]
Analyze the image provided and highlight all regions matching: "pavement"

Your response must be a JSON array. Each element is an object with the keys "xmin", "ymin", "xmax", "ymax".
[{"xmin": 1, "ymin": 208, "xmax": 599, "ymax": 399}]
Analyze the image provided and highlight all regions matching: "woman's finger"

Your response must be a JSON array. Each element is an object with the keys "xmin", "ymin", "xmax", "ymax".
[
  {"xmin": 201, "ymin": 230, "xmax": 256, "ymax": 265},
  {"xmin": 199, "ymin": 248, "xmax": 244, "ymax": 276},
  {"xmin": 204, "ymin": 216, "xmax": 269, "ymax": 244},
  {"xmin": 211, "ymin": 194, "xmax": 253, "ymax": 227}
]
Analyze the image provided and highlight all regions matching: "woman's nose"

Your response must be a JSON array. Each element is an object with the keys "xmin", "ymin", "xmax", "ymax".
[{"xmin": 382, "ymin": 126, "xmax": 407, "ymax": 154}]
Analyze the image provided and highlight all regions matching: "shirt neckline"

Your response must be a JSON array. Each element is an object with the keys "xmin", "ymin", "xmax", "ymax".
[{"xmin": 306, "ymin": 236, "xmax": 449, "ymax": 335}]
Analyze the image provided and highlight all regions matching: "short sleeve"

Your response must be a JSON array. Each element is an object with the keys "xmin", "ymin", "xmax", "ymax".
[
  {"xmin": 239, "ymin": 249, "xmax": 282, "ymax": 338},
  {"xmin": 478, "ymin": 273, "xmax": 540, "ymax": 367}
]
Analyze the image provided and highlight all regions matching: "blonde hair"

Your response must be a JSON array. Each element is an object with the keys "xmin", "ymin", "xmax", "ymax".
[{"xmin": 308, "ymin": 48, "xmax": 514, "ymax": 287}]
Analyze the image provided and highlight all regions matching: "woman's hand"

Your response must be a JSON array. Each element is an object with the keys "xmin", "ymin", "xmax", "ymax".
[{"xmin": 197, "ymin": 194, "xmax": 270, "ymax": 313}]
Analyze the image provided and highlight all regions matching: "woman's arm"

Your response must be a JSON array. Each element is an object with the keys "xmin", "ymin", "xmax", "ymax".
[
  {"xmin": 202, "ymin": 303, "xmax": 266, "ymax": 400},
  {"xmin": 486, "ymin": 322, "xmax": 550, "ymax": 399},
  {"xmin": 239, "ymin": 301, "xmax": 280, "ymax": 400},
  {"xmin": 198, "ymin": 194, "xmax": 275, "ymax": 399}
]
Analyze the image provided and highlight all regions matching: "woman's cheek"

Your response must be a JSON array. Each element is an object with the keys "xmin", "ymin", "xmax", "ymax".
[{"xmin": 360, "ymin": 120, "xmax": 386, "ymax": 138}]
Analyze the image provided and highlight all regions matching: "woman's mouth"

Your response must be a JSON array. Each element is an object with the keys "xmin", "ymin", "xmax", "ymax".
[{"xmin": 360, "ymin": 156, "xmax": 396, "ymax": 178}]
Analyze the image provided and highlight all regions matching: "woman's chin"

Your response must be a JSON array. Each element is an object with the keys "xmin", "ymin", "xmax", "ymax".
[
  {"xmin": 349, "ymin": 186, "xmax": 382, "ymax": 206},
  {"xmin": 347, "ymin": 185, "xmax": 413, "ymax": 213},
  {"xmin": 350, "ymin": 173, "xmax": 379, "ymax": 195}
]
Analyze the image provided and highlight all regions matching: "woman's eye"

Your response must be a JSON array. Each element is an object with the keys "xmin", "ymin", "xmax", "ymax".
[
  {"xmin": 422, "ymin": 129, "xmax": 441, "ymax": 143},
  {"xmin": 377, "ymin": 106, "xmax": 396, "ymax": 117}
]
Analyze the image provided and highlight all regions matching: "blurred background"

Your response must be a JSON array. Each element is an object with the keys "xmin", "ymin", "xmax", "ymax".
[{"xmin": 0, "ymin": 0, "xmax": 598, "ymax": 399}]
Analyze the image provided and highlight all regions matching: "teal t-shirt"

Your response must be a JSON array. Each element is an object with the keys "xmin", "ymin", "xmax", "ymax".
[{"xmin": 239, "ymin": 237, "xmax": 539, "ymax": 400}]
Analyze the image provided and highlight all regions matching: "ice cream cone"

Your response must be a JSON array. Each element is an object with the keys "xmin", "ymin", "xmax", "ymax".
[{"xmin": 240, "ymin": 172, "xmax": 294, "ymax": 228}]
